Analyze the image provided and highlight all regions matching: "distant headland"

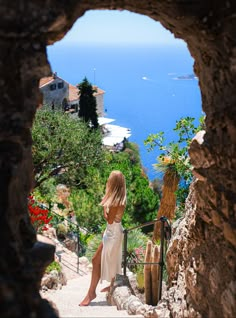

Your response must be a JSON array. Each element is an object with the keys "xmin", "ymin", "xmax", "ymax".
[{"xmin": 173, "ymin": 73, "xmax": 198, "ymax": 80}]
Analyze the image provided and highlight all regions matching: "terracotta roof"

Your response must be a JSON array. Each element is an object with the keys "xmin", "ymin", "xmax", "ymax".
[
  {"xmin": 69, "ymin": 84, "xmax": 79, "ymax": 102},
  {"xmin": 39, "ymin": 74, "xmax": 67, "ymax": 88},
  {"xmin": 39, "ymin": 76, "xmax": 54, "ymax": 87},
  {"xmin": 93, "ymin": 86, "xmax": 105, "ymax": 96},
  {"xmin": 69, "ymin": 84, "xmax": 105, "ymax": 102},
  {"xmin": 39, "ymin": 75, "xmax": 105, "ymax": 100}
]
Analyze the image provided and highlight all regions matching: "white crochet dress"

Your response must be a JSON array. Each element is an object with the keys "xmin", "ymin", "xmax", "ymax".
[{"xmin": 100, "ymin": 220, "xmax": 124, "ymax": 283}]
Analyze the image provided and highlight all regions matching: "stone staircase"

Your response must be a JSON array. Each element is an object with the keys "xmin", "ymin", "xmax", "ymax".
[
  {"xmin": 42, "ymin": 274, "xmax": 143, "ymax": 317},
  {"xmin": 41, "ymin": 238, "xmax": 144, "ymax": 317},
  {"xmin": 54, "ymin": 238, "xmax": 84, "ymax": 279}
]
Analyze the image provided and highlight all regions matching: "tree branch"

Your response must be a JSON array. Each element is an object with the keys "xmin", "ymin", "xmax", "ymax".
[{"xmin": 34, "ymin": 165, "xmax": 67, "ymax": 188}]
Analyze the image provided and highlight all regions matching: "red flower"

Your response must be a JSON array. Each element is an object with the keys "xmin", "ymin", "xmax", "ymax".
[{"xmin": 28, "ymin": 196, "xmax": 52, "ymax": 232}]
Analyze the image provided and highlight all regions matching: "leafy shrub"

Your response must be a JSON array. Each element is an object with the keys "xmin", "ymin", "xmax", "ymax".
[
  {"xmin": 78, "ymin": 231, "xmax": 91, "ymax": 256},
  {"xmin": 45, "ymin": 261, "xmax": 61, "ymax": 273},
  {"xmin": 70, "ymin": 189, "xmax": 105, "ymax": 233},
  {"xmin": 125, "ymin": 229, "xmax": 149, "ymax": 273},
  {"xmin": 56, "ymin": 223, "xmax": 68, "ymax": 240},
  {"xmin": 85, "ymin": 234, "xmax": 102, "ymax": 262}
]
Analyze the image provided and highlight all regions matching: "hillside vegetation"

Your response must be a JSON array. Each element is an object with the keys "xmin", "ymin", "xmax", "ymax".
[{"xmin": 32, "ymin": 109, "xmax": 159, "ymax": 232}]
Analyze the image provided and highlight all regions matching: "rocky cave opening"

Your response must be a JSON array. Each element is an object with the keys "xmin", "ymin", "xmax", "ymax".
[{"xmin": 0, "ymin": 1, "xmax": 235, "ymax": 317}]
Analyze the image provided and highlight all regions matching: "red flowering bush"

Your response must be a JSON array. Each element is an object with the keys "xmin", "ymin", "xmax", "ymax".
[{"xmin": 28, "ymin": 196, "xmax": 52, "ymax": 232}]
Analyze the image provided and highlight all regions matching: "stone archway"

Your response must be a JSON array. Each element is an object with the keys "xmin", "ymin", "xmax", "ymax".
[{"xmin": 0, "ymin": 1, "xmax": 235, "ymax": 317}]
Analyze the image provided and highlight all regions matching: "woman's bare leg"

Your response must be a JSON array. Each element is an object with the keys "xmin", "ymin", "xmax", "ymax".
[
  {"xmin": 100, "ymin": 277, "xmax": 115, "ymax": 292},
  {"xmin": 79, "ymin": 242, "xmax": 103, "ymax": 306},
  {"xmin": 100, "ymin": 286, "xmax": 110, "ymax": 292}
]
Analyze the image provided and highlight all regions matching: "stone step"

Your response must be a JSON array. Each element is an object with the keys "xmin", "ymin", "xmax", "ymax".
[
  {"xmin": 41, "ymin": 238, "xmax": 144, "ymax": 317},
  {"xmin": 42, "ymin": 274, "xmax": 143, "ymax": 317},
  {"xmin": 56, "ymin": 306, "xmax": 143, "ymax": 317},
  {"xmin": 54, "ymin": 240, "xmax": 89, "ymax": 280}
]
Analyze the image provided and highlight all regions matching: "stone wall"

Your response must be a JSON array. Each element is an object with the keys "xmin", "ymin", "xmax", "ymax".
[
  {"xmin": 0, "ymin": 1, "xmax": 235, "ymax": 317},
  {"xmin": 40, "ymin": 78, "xmax": 69, "ymax": 109},
  {"xmin": 95, "ymin": 93, "xmax": 104, "ymax": 117}
]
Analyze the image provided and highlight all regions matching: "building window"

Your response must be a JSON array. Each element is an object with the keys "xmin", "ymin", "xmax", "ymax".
[
  {"xmin": 50, "ymin": 84, "xmax": 56, "ymax": 91},
  {"xmin": 58, "ymin": 82, "xmax": 64, "ymax": 89}
]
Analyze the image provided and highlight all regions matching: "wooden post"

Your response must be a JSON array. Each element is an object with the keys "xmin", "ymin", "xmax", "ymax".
[
  {"xmin": 144, "ymin": 240, "xmax": 152, "ymax": 305},
  {"xmin": 151, "ymin": 245, "xmax": 160, "ymax": 305}
]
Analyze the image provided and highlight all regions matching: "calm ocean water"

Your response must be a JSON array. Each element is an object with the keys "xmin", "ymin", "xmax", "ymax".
[{"xmin": 47, "ymin": 43, "xmax": 202, "ymax": 180}]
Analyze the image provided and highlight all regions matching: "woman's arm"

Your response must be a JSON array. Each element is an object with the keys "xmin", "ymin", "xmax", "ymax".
[
  {"xmin": 103, "ymin": 206, "xmax": 108, "ymax": 220},
  {"xmin": 107, "ymin": 207, "xmax": 116, "ymax": 224}
]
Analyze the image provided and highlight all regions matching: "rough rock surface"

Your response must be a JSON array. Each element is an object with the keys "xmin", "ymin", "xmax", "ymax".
[
  {"xmin": 41, "ymin": 269, "xmax": 67, "ymax": 291},
  {"xmin": 0, "ymin": 1, "xmax": 235, "ymax": 317}
]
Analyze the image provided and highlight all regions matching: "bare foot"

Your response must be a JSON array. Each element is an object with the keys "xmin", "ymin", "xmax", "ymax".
[
  {"xmin": 100, "ymin": 286, "xmax": 110, "ymax": 293},
  {"xmin": 79, "ymin": 292, "xmax": 96, "ymax": 306}
]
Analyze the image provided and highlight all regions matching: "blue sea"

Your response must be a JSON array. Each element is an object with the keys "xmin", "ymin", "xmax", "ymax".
[{"xmin": 47, "ymin": 43, "xmax": 202, "ymax": 181}]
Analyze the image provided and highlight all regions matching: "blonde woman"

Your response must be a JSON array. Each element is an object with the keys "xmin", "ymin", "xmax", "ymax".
[{"xmin": 79, "ymin": 170, "xmax": 126, "ymax": 306}]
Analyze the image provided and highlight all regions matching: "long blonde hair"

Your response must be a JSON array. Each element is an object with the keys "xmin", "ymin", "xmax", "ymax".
[{"xmin": 100, "ymin": 170, "xmax": 126, "ymax": 207}]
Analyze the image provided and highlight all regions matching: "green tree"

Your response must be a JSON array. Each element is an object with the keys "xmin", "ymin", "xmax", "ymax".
[
  {"xmin": 32, "ymin": 109, "xmax": 104, "ymax": 189},
  {"xmin": 77, "ymin": 77, "xmax": 99, "ymax": 129},
  {"xmin": 32, "ymin": 107, "xmax": 160, "ymax": 232},
  {"xmin": 144, "ymin": 115, "xmax": 205, "ymax": 216},
  {"xmin": 70, "ymin": 142, "xmax": 159, "ymax": 233}
]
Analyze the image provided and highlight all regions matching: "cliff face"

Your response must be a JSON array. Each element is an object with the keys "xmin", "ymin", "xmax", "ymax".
[
  {"xmin": 166, "ymin": 178, "xmax": 236, "ymax": 318},
  {"xmin": 0, "ymin": 1, "xmax": 235, "ymax": 317},
  {"xmin": 164, "ymin": 131, "xmax": 236, "ymax": 318}
]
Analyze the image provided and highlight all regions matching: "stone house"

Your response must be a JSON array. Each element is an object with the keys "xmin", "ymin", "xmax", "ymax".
[
  {"xmin": 39, "ymin": 72, "xmax": 105, "ymax": 116},
  {"xmin": 1, "ymin": 3, "xmax": 236, "ymax": 318}
]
